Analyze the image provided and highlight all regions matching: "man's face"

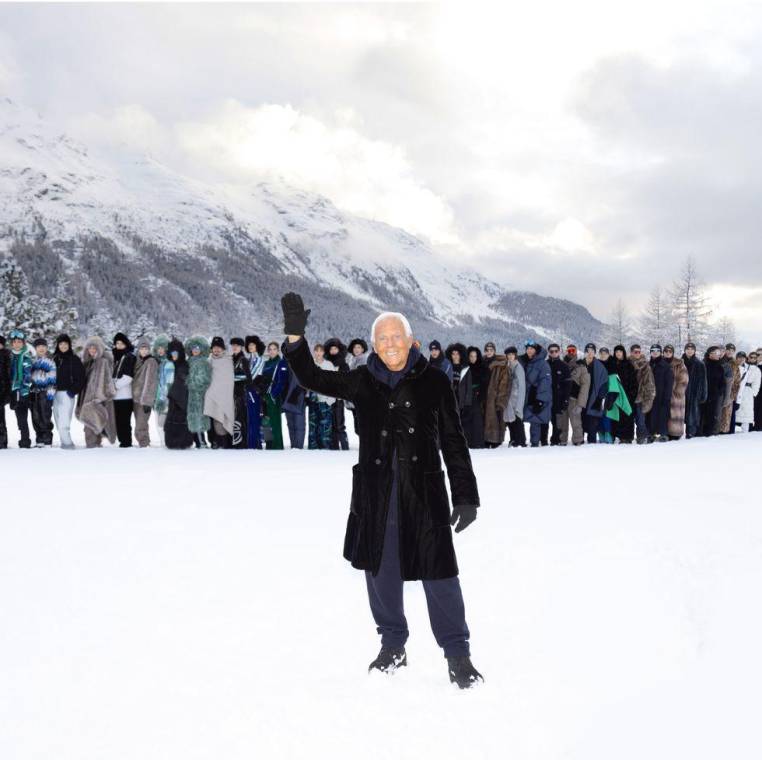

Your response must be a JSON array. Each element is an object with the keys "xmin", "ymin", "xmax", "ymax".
[
  {"xmin": 599, "ymin": 350, "xmax": 609, "ymax": 362},
  {"xmin": 725, "ymin": 349, "xmax": 734, "ymax": 358},
  {"xmin": 548, "ymin": 346, "xmax": 560, "ymax": 359},
  {"xmin": 651, "ymin": 349, "xmax": 661, "ymax": 359},
  {"xmin": 267, "ymin": 344, "xmax": 279, "ymax": 358},
  {"xmin": 585, "ymin": 348, "xmax": 595, "ymax": 361},
  {"xmin": 710, "ymin": 349, "xmax": 721, "ymax": 360},
  {"xmin": 139, "ymin": 346, "xmax": 150, "ymax": 358},
  {"xmin": 506, "ymin": 352, "xmax": 516, "ymax": 361},
  {"xmin": 35, "ymin": 345, "xmax": 47, "ymax": 357},
  {"xmin": 484, "ymin": 345, "xmax": 495, "ymax": 358},
  {"xmin": 737, "ymin": 353, "xmax": 747, "ymax": 365},
  {"xmin": 373, "ymin": 316, "xmax": 412, "ymax": 372},
  {"xmin": 749, "ymin": 353, "xmax": 758, "ymax": 365},
  {"xmin": 685, "ymin": 346, "xmax": 695, "ymax": 358},
  {"xmin": 566, "ymin": 347, "xmax": 577, "ymax": 360},
  {"xmin": 211, "ymin": 346, "xmax": 224, "ymax": 357},
  {"xmin": 11, "ymin": 338, "xmax": 24, "ymax": 352},
  {"xmin": 526, "ymin": 346, "xmax": 536, "ymax": 359},
  {"xmin": 313, "ymin": 346, "xmax": 325, "ymax": 362},
  {"xmin": 352, "ymin": 344, "xmax": 364, "ymax": 356}
]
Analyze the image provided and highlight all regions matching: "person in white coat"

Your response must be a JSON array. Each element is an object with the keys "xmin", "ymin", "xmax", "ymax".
[{"xmin": 734, "ymin": 352, "xmax": 761, "ymax": 433}]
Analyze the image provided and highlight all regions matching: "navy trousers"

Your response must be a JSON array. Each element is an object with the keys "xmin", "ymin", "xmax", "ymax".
[{"xmin": 364, "ymin": 494, "xmax": 470, "ymax": 658}]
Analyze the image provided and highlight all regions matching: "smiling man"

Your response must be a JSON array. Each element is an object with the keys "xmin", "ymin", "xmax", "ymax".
[{"xmin": 280, "ymin": 292, "xmax": 483, "ymax": 689}]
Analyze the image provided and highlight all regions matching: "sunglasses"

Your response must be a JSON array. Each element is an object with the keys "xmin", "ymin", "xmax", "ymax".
[{"xmin": 549, "ymin": 349, "xmax": 560, "ymax": 354}]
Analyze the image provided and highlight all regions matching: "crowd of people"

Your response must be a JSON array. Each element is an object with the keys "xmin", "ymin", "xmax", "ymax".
[{"xmin": 1, "ymin": 327, "xmax": 760, "ymax": 450}]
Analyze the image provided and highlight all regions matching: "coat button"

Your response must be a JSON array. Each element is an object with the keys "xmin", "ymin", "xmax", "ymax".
[
  {"xmin": 381, "ymin": 430, "xmax": 388, "ymax": 437},
  {"xmin": 404, "ymin": 401, "xmax": 411, "ymax": 407},
  {"xmin": 408, "ymin": 427, "xmax": 415, "ymax": 434},
  {"xmin": 411, "ymin": 455, "xmax": 418, "ymax": 462},
  {"xmin": 375, "ymin": 458, "xmax": 381, "ymax": 465},
  {"xmin": 388, "ymin": 402, "xmax": 395, "ymax": 409}
]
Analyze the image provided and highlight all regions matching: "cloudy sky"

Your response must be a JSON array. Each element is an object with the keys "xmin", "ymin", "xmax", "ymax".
[{"xmin": 1, "ymin": 1, "xmax": 760, "ymax": 339}]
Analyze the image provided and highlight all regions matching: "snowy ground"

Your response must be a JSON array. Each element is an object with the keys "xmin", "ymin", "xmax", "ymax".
[{"xmin": 1, "ymin": 414, "xmax": 761, "ymax": 760}]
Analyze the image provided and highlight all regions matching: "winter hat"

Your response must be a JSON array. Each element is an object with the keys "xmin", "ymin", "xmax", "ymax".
[
  {"xmin": 599, "ymin": 347, "xmax": 610, "ymax": 355},
  {"xmin": 548, "ymin": 343, "xmax": 561, "ymax": 351},
  {"xmin": 137, "ymin": 336, "xmax": 152, "ymax": 351},
  {"xmin": 429, "ymin": 340, "xmax": 442, "ymax": 351},
  {"xmin": 650, "ymin": 344, "xmax": 662, "ymax": 353},
  {"xmin": 211, "ymin": 336, "xmax": 226, "ymax": 350},
  {"xmin": 152, "ymin": 334, "xmax": 170, "ymax": 354},
  {"xmin": 33, "ymin": 337, "xmax": 47, "ymax": 348},
  {"xmin": 56, "ymin": 333, "xmax": 72, "ymax": 349},
  {"xmin": 726, "ymin": 343, "xmax": 736, "ymax": 351},
  {"xmin": 737, "ymin": 350, "xmax": 747, "ymax": 359},
  {"xmin": 484, "ymin": 341, "xmax": 496, "ymax": 351},
  {"xmin": 613, "ymin": 344, "xmax": 626, "ymax": 356},
  {"xmin": 230, "ymin": 337, "xmax": 245, "ymax": 347},
  {"xmin": 113, "ymin": 332, "xmax": 132, "ymax": 349},
  {"xmin": 348, "ymin": 338, "xmax": 368, "ymax": 354},
  {"xmin": 663, "ymin": 344, "xmax": 675, "ymax": 353},
  {"xmin": 245, "ymin": 335, "xmax": 266, "ymax": 355},
  {"xmin": 168, "ymin": 338, "xmax": 186, "ymax": 363},
  {"xmin": 9, "ymin": 328, "xmax": 26, "ymax": 341},
  {"xmin": 684, "ymin": 342, "xmax": 696, "ymax": 351},
  {"xmin": 504, "ymin": 346, "xmax": 518, "ymax": 356},
  {"xmin": 584, "ymin": 342, "xmax": 597, "ymax": 353}
]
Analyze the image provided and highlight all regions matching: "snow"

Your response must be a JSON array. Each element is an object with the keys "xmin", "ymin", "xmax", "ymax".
[{"xmin": 1, "ymin": 411, "xmax": 760, "ymax": 759}]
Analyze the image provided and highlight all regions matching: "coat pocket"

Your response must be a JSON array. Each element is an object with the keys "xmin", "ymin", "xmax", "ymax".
[{"xmin": 423, "ymin": 469, "xmax": 451, "ymax": 528}]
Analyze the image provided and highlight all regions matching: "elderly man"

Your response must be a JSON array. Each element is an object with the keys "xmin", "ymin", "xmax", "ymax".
[{"xmin": 280, "ymin": 293, "xmax": 483, "ymax": 689}]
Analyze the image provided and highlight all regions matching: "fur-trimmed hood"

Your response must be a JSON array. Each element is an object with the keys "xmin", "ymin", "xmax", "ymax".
[{"xmin": 185, "ymin": 335, "xmax": 210, "ymax": 357}]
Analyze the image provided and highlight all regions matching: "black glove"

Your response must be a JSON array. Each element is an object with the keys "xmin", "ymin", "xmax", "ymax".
[
  {"xmin": 531, "ymin": 399, "xmax": 544, "ymax": 415},
  {"xmin": 143, "ymin": 405, "xmax": 152, "ymax": 415},
  {"xmin": 281, "ymin": 292, "xmax": 311, "ymax": 336},
  {"xmin": 604, "ymin": 391, "xmax": 618, "ymax": 411},
  {"xmin": 450, "ymin": 505, "xmax": 477, "ymax": 533}
]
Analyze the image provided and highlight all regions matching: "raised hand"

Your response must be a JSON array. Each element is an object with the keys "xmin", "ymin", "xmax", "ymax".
[{"xmin": 281, "ymin": 292, "xmax": 311, "ymax": 337}]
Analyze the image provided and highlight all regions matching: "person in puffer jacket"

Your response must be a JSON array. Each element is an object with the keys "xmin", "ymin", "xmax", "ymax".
[
  {"xmin": 0, "ymin": 334, "xmax": 11, "ymax": 449},
  {"xmin": 111, "ymin": 332, "xmax": 136, "ymax": 447},
  {"xmin": 30, "ymin": 337, "xmax": 57, "ymax": 447}
]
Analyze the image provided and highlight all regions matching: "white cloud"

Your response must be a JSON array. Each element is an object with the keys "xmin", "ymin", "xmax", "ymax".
[
  {"xmin": 176, "ymin": 100, "xmax": 460, "ymax": 245},
  {"xmin": 68, "ymin": 104, "xmax": 170, "ymax": 156}
]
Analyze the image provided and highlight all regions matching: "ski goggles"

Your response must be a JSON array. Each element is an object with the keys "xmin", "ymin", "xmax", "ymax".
[{"xmin": 8, "ymin": 329, "xmax": 25, "ymax": 340}]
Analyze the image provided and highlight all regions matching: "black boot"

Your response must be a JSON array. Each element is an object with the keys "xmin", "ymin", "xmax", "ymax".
[
  {"xmin": 447, "ymin": 656, "xmax": 484, "ymax": 689},
  {"xmin": 368, "ymin": 646, "xmax": 407, "ymax": 675}
]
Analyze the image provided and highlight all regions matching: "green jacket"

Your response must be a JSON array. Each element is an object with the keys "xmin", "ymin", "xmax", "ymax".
[{"xmin": 605, "ymin": 373, "xmax": 633, "ymax": 422}]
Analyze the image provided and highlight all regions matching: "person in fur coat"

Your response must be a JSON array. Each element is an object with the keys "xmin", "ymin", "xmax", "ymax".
[
  {"xmin": 702, "ymin": 347, "xmax": 727, "ymax": 437},
  {"xmin": 76, "ymin": 336, "xmax": 117, "ymax": 448},
  {"xmin": 132, "ymin": 336, "xmax": 159, "ymax": 447},
  {"xmin": 164, "ymin": 339, "xmax": 194, "ymax": 450},
  {"xmin": 503, "ymin": 347, "xmax": 527, "ymax": 447},
  {"xmin": 734, "ymin": 352, "xmax": 761, "ymax": 433},
  {"xmin": 483, "ymin": 350, "xmax": 510, "ymax": 447},
  {"xmin": 346, "ymin": 338, "xmax": 369, "ymax": 436},
  {"xmin": 204, "ymin": 336, "xmax": 235, "ymax": 449},
  {"xmin": 186, "ymin": 335, "xmax": 212, "ymax": 448},
  {"xmin": 682, "ymin": 342, "xmax": 707, "ymax": 439},
  {"xmin": 629, "ymin": 345, "xmax": 656, "ymax": 444},
  {"xmin": 720, "ymin": 347, "xmax": 741, "ymax": 434},
  {"xmin": 663, "ymin": 345, "xmax": 689, "ymax": 440},
  {"xmin": 566, "ymin": 352, "xmax": 591, "ymax": 446},
  {"xmin": 324, "ymin": 337, "xmax": 350, "ymax": 450},
  {"xmin": 152, "ymin": 335, "xmax": 172, "ymax": 445}
]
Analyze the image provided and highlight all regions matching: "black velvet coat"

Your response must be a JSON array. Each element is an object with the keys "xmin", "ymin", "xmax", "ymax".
[{"xmin": 283, "ymin": 337, "xmax": 480, "ymax": 580}]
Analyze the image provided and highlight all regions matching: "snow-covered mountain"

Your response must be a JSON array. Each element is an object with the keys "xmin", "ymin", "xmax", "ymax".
[{"xmin": 0, "ymin": 97, "xmax": 604, "ymax": 345}]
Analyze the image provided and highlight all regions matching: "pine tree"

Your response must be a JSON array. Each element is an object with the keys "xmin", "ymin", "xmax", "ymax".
[
  {"xmin": 638, "ymin": 285, "xmax": 676, "ymax": 345},
  {"xmin": 711, "ymin": 316, "xmax": 737, "ymax": 347},
  {"xmin": 603, "ymin": 299, "xmax": 633, "ymax": 346}
]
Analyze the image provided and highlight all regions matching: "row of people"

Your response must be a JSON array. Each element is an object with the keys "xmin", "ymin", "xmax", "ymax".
[
  {"xmin": 2, "ymin": 328, "xmax": 759, "ymax": 450},
  {"xmin": 426, "ymin": 339, "xmax": 762, "ymax": 447}
]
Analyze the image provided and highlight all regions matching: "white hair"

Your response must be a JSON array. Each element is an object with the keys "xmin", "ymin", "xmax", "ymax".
[{"xmin": 370, "ymin": 312, "xmax": 413, "ymax": 346}]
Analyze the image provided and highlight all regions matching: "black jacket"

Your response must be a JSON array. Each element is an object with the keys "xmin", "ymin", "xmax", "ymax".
[
  {"xmin": 53, "ymin": 351, "xmax": 86, "ymax": 395},
  {"xmin": 0, "ymin": 347, "xmax": 10, "ymax": 404},
  {"xmin": 112, "ymin": 349, "xmax": 136, "ymax": 380},
  {"xmin": 283, "ymin": 336, "xmax": 479, "ymax": 580},
  {"xmin": 548, "ymin": 356, "xmax": 572, "ymax": 413}
]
